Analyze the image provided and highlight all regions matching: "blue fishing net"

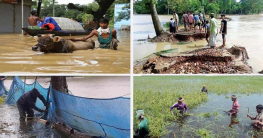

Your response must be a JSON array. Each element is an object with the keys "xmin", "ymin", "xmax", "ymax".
[
  {"xmin": 5, "ymin": 76, "xmax": 49, "ymax": 110},
  {"xmin": 0, "ymin": 80, "xmax": 8, "ymax": 96},
  {"xmin": 5, "ymin": 76, "xmax": 130, "ymax": 138}
]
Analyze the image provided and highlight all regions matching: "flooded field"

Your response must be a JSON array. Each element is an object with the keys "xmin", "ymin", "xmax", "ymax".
[
  {"xmin": 0, "ymin": 76, "xmax": 130, "ymax": 137},
  {"xmin": 0, "ymin": 30, "xmax": 130, "ymax": 74},
  {"xmin": 134, "ymin": 76, "xmax": 263, "ymax": 137},
  {"xmin": 133, "ymin": 14, "xmax": 263, "ymax": 73},
  {"xmin": 163, "ymin": 94, "xmax": 263, "ymax": 138}
]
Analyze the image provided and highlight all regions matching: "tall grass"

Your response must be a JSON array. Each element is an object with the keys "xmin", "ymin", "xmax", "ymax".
[{"xmin": 134, "ymin": 76, "xmax": 263, "ymax": 137}]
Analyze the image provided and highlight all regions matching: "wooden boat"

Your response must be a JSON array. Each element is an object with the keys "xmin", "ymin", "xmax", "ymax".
[{"xmin": 22, "ymin": 28, "xmax": 90, "ymax": 36}]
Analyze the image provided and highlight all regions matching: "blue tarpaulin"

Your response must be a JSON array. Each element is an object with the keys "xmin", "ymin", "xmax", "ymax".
[
  {"xmin": 5, "ymin": 76, "xmax": 130, "ymax": 138},
  {"xmin": 37, "ymin": 17, "xmax": 61, "ymax": 31}
]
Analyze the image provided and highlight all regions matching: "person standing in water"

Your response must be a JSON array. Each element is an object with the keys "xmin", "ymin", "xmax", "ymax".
[
  {"xmin": 70, "ymin": 18, "xmax": 118, "ymax": 50},
  {"xmin": 220, "ymin": 14, "xmax": 228, "ymax": 47},
  {"xmin": 247, "ymin": 104, "xmax": 263, "ymax": 129},
  {"xmin": 208, "ymin": 13, "xmax": 218, "ymax": 48},
  {"xmin": 201, "ymin": 85, "xmax": 208, "ymax": 93},
  {"xmin": 28, "ymin": 10, "xmax": 44, "ymax": 30},
  {"xmin": 134, "ymin": 110, "xmax": 149, "ymax": 138},
  {"xmin": 17, "ymin": 88, "xmax": 49, "ymax": 121},
  {"xmin": 170, "ymin": 97, "xmax": 188, "ymax": 115},
  {"xmin": 227, "ymin": 95, "xmax": 239, "ymax": 115}
]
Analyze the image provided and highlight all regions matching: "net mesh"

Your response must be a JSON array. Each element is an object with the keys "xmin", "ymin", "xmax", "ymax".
[
  {"xmin": 0, "ymin": 80, "xmax": 8, "ymax": 96},
  {"xmin": 4, "ymin": 76, "xmax": 130, "ymax": 138}
]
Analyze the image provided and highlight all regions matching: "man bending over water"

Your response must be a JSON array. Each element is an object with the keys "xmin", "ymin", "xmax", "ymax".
[
  {"xmin": 17, "ymin": 88, "xmax": 49, "ymax": 121},
  {"xmin": 28, "ymin": 10, "xmax": 44, "ymax": 30},
  {"xmin": 134, "ymin": 110, "xmax": 149, "ymax": 138},
  {"xmin": 170, "ymin": 97, "xmax": 188, "ymax": 115},
  {"xmin": 247, "ymin": 104, "xmax": 263, "ymax": 129},
  {"xmin": 70, "ymin": 18, "xmax": 118, "ymax": 50}
]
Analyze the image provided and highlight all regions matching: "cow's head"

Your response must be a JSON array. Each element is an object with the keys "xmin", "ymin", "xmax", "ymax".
[{"xmin": 32, "ymin": 34, "xmax": 61, "ymax": 52}]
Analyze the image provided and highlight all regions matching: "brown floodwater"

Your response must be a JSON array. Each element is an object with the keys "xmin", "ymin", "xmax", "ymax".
[
  {"xmin": 133, "ymin": 14, "xmax": 263, "ymax": 73},
  {"xmin": 0, "ymin": 31, "xmax": 130, "ymax": 74}
]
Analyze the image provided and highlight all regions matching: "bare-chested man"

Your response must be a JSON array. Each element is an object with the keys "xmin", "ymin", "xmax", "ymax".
[
  {"xmin": 28, "ymin": 10, "xmax": 44, "ymax": 30},
  {"xmin": 69, "ymin": 18, "xmax": 118, "ymax": 50}
]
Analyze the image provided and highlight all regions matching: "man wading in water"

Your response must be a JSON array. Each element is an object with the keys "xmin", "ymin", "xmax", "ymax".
[
  {"xmin": 28, "ymin": 10, "xmax": 45, "ymax": 30},
  {"xmin": 227, "ymin": 95, "xmax": 239, "ymax": 115},
  {"xmin": 17, "ymin": 88, "xmax": 49, "ymax": 121},
  {"xmin": 247, "ymin": 104, "xmax": 263, "ymax": 129},
  {"xmin": 134, "ymin": 110, "xmax": 149, "ymax": 138},
  {"xmin": 201, "ymin": 85, "xmax": 208, "ymax": 93},
  {"xmin": 70, "ymin": 18, "xmax": 118, "ymax": 50},
  {"xmin": 170, "ymin": 97, "xmax": 188, "ymax": 115}
]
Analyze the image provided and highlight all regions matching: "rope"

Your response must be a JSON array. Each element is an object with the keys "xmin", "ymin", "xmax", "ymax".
[
  {"xmin": 34, "ymin": 76, "xmax": 38, "ymax": 88},
  {"xmin": 24, "ymin": 76, "xmax": 26, "ymax": 92}
]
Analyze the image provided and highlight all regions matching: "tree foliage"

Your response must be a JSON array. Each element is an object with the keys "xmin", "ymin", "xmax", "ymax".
[
  {"xmin": 134, "ymin": 0, "xmax": 263, "ymax": 15},
  {"xmin": 31, "ymin": 0, "xmax": 130, "ymax": 23}
]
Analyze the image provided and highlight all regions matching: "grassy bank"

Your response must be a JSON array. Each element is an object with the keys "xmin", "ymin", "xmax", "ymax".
[{"xmin": 134, "ymin": 76, "xmax": 263, "ymax": 137}]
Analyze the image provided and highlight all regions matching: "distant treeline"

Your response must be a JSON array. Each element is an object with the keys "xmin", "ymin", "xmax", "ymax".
[{"xmin": 134, "ymin": 0, "xmax": 263, "ymax": 15}]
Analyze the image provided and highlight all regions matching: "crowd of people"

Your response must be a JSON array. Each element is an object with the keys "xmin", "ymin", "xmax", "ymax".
[{"xmin": 169, "ymin": 11, "xmax": 228, "ymax": 48}]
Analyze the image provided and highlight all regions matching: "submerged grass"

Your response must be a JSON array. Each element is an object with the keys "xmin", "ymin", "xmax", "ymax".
[
  {"xmin": 154, "ymin": 48, "xmax": 178, "ymax": 56},
  {"xmin": 0, "ymin": 97, "xmax": 5, "ymax": 105},
  {"xmin": 134, "ymin": 76, "xmax": 263, "ymax": 137}
]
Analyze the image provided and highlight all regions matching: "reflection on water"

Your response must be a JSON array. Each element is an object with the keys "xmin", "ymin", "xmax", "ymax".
[
  {"xmin": 133, "ymin": 14, "xmax": 263, "ymax": 73},
  {"xmin": 0, "ymin": 30, "xmax": 130, "ymax": 74},
  {"xmin": 162, "ymin": 94, "xmax": 263, "ymax": 138}
]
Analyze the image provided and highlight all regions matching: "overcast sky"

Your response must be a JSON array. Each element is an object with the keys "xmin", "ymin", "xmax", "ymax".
[{"xmin": 56, "ymin": 0, "xmax": 93, "ymax": 5}]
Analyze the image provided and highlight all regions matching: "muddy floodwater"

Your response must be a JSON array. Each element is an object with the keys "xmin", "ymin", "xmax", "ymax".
[
  {"xmin": 163, "ymin": 94, "xmax": 263, "ymax": 138},
  {"xmin": 0, "ymin": 31, "xmax": 130, "ymax": 74},
  {"xmin": 0, "ymin": 77, "xmax": 130, "ymax": 137},
  {"xmin": 133, "ymin": 14, "xmax": 263, "ymax": 73}
]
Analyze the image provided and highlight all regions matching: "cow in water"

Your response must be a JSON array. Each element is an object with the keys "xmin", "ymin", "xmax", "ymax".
[{"xmin": 32, "ymin": 35, "xmax": 95, "ymax": 53}]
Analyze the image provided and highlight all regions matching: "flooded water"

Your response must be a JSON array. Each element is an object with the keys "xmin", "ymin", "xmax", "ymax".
[
  {"xmin": 163, "ymin": 94, "xmax": 263, "ymax": 138},
  {"xmin": 0, "ymin": 77, "xmax": 130, "ymax": 137},
  {"xmin": 0, "ymin": 104, "xmax": 64, "ymax": 138},
  {"xmin": 133, "ymin": 14, "xmax": 263, "ymax": 73},
  {"xmin": 0, "ymin": 31, "xmax": 130, "ymax": 74}
]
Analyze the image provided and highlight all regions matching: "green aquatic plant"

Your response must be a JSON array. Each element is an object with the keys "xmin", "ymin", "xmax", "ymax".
[
  {"xmin": 0, "ymin": 97, "xmax": 5, "ymax": 105},
  {"xmin": 154, "ymin": 48, "xmax": 178, "ymax": 56},
  {"xmin": 195, "ymin": 128, "xmax": 212, "ymax": 138},
  {"xmin": 199, "ymin": 113, "xmax": 211, "ymax": 118},
  {"xmin": 212, "ymin": 111, "xmax": 219, "ymax": 116},
  {"xmin": 225, "ymin": 96, "xmax": 230, "ymax": 99}
]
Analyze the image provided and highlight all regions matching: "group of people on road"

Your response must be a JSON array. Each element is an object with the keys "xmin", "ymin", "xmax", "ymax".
[
  {"xmin": 181, "ymin": 11, "xmax": 205, "ymax": 33},
  {"xmin": 170, "ymin": 11, "xmax": 228, "ymax": 48}
]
